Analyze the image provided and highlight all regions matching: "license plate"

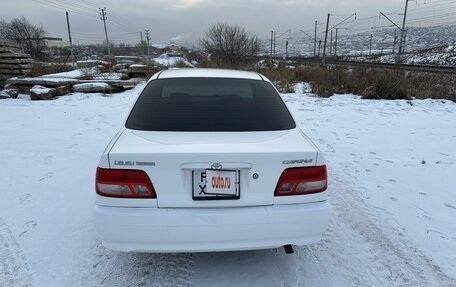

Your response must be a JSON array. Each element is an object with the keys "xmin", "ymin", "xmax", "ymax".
[{"xmin": 193, "ymin": 169, "xmax": 240, "ymax": 200}]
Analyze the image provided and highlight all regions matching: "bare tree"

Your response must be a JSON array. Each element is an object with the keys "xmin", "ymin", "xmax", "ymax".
[
  {"xmin": 0, "ymin": 17, "xmax": 47, "ymax": 57},
  {"xmin": 200, "ymin": 23, "xmax": 261, "ymax": 64}
]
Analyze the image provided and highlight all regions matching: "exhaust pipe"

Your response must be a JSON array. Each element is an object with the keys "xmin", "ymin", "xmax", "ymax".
[{"xmin": 283, "ymin": 245, "xmax": 294, "ymax": 254}]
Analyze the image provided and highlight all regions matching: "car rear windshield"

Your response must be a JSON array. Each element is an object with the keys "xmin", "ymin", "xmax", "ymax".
[{"xmin": 125, "ymin": 77, "xmax": 296, "ymax": 132}]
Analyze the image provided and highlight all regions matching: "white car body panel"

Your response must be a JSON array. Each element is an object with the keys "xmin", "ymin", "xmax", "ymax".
[
  {"xmin": 95, "ymin": 201, "xmax": 330, "ymax": 253},
  {"xmin": 94, "ymin": 68, "xmax": 330, "ymax": 252},
  {"xmin": 106, "ymin": 129, "xmax": 324, "ymax": 208}
]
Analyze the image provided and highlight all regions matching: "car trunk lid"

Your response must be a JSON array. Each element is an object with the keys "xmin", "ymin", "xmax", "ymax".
[{"xmin": 108, "ymin": 129, "xmax": 319, "ymax": 208}]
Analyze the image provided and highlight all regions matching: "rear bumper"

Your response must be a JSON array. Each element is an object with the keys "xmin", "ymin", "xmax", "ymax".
[{"xmin": 94, "ymin": 201, "xmax": 330, "ymax": 252}]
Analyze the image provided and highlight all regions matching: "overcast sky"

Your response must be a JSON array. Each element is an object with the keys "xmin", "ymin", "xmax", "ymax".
[{"xmin": 1, "ymin": 0, "xmax": 454, "ymax": 46}]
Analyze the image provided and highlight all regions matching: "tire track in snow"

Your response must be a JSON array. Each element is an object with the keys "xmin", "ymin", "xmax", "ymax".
[
  {"xmin": 0, "ymin": 218, "xmax": 31, "ymax": 287},
  {"xmin": 294, "ymin": 167, "xmax": 456, "ymax": 286},
  {"xmin": 77, "ymin": 241, "xmax": 194, "ymax": 287}
]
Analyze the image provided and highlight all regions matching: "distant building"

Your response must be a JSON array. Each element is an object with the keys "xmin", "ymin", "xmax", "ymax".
[{"xmin": 44, "ymin": 39, "xmax": 70, "ymax": 48}]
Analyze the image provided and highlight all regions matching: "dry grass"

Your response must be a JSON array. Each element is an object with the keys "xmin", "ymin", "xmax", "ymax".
[
  {"xmin": 197, "ymin": 59, "xmax": 455, "ymax": 101},
  {"xmin": 259, "ymin": 64, "xmax": 455, "ymax": 101},
  {"xmin": 27, "ymin": 62, "xmax": 73, "ymax": 77},
  {"xmin": 97, "ymin": 59, "xmax": 117, "ymax": 73},
  {"xmin": 199, "ymin": 57, "xmax": 258, "ymax": 70},
  {"xmin": 78, "ymin": 61, "xmax": 120, "ymax": 80},
  {"xmin": 78, "ymin": 67, "xmax": 94, "ymax": 80},
  {"xmin": 405, "ymin": 72, "xmax": 456, "ymax": 102},
  {"xmin": 359, "ymin": 69, "xmax": 408, "ymax": 100},
  {"xmin": 256, "ymin": 66, "xmax": 295, "ymax": 92}
]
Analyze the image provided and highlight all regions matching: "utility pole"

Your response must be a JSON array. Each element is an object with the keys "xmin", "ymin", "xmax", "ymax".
[
  {"xmin": 399, "ymin": 0, "xmax": 413, "ymax": 54},
  {"xmin": 403, "ymin": 28, "xmax": 408, "ymax": 53},
  {"xmin": 322, "ymin": 12, "xmax": 355, "ymax": 63},
  {"xmin": 140, "ymin": 32, "xmax": 143, "ymax": 43},
  {"xmin": 369, "ymin": 34, "xmax": 373, "ymax": 56},
  {"xmin": 322, "ymin": 13, "xmax": 330, "ymax": 64},
  {"xmin": 329, "ymin": 30, "xmax": 333, "ymax": 56},
  {"xmin": 334, "ymin": 27, "xmax": 350, "ymax": 57},
  {"xmin": 334, "ymin": 28, "xmax": 339, "ymax": 57},
  {"xmin": 65, "ymin": 11, "xmax": 75, "ymax": 65},
  {"xmin": 393, "ymin": 29, "xmax": 397, "ymax": 54},
  {"xmin": 145, "ymin": 29, "xmax": 151, "ymax": 60},
  {"xmin": 99, "ymin": 8, "xmax": 110, "ymax": 56},
  {"xmin": 270, "ymin": 30, "xmax": 273, "ymax": 65},
  {"xmin": 273, "ymin": 31, "xmax": 276, "ymax": 57},
  {"xmin": 285, "ymin": 40, "xmax": 289, "ymax": 59},
  {"xmin": 314, "ymin": 20, "xmax": 317, "ymax": 57},
  {"xmin": 318, "ymin": 40, "xmax": 322, "ymax": 57}
]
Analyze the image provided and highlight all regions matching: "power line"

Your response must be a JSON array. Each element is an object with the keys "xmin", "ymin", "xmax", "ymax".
[
  {"xmin": 107, "ymin": 17, "xmax": 138, "ymax": 33},
  {"xmin": 72, "ymin": 0, "xmax": 99, "ymax": 9},
  {"xmin": 73, "ymin": 31, "xmax": 138, "ymax": 36},
  {"xmin": 32, "ymin": 0, "xmax": 97, "ymax": 17},
  {"xmin": 40, "ymin": 0, "xmax": 98, "ymax": 16},
  {"xmin": 52, "ymin": 0, "xmax": 98, "ymax": 13},
  {"xmin": 110, "ymin": 13, "xmax": 145, "ymax": 31}
]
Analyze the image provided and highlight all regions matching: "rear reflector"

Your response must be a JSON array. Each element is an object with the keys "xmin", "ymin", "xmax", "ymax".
[
  {"xmin": 274, "ymin": 165, "xmax": 327, "ymax": 196},
  {"xmin": 96, "ymin": 167, "xmax": 156, "ymax": 198}
]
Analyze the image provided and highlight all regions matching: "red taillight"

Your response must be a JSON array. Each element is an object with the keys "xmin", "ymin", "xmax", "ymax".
[
  {"xmin": 274, "ymin": 165, "xmax": 327, "ymax": 196},
  {"xmin": 96, "ymin": 167, "xmax": 156, "ymax": 198}
]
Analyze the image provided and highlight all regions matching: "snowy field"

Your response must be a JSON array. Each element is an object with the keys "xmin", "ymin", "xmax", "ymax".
[{"xmin": 1, "ymin": 83, "xmax": 455, "ymax": 286}]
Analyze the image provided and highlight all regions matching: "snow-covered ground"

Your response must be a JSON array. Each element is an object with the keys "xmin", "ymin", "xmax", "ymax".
[
  {"xmin": 1, "ymin": 84, "xmax": 455, "ymax": 286},
  {"xmin": 378, "ymin": 51, "xmax": 456, "ymax": 66},
  {"xmin": 42, "ymin": 68, "xmax": 126, "ymax": 81},
  {"xmin": 372, "ymin": 45, "xmax": 456, "ymax": 66},
  {"xmin": 42, "ymin": 69, "xmax": 86, "ymax": 79},
  {"xmin": 153, "ymin": 54, "xmax": 194, "ymax": 67}
]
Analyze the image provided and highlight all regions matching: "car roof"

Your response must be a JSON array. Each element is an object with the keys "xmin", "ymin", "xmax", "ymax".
[{"xmin": 153, "ymin": 68, "xmax": 264, "ymax": 81}]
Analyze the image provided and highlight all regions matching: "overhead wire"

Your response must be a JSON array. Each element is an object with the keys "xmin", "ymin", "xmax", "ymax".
[
  {"xmin": 32, "ymin": 0, "xmax": 144, "ymax": 44},
  {"xmin": 32, "ymin": 0, "xmax": 97, "ymax": 17}
]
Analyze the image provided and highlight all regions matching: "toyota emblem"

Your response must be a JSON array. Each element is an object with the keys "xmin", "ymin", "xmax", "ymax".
[{"xmin": 211, "ymin": 163, "xmax": 223, "ymax": 170}]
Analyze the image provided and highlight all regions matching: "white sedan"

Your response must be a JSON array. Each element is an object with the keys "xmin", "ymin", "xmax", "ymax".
[{"xmin": 94, "ymin": 68, "xmax": 330, "ymax": 253}]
